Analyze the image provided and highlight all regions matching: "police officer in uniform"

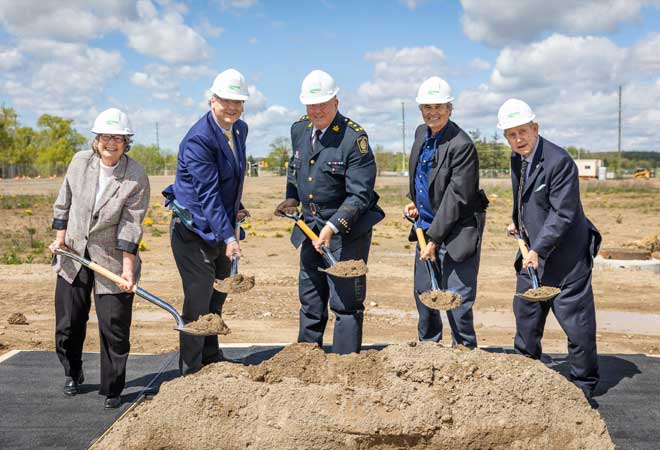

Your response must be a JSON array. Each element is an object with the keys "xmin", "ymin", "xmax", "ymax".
[
  {"xmin": 275, "ymin": 70, "xmax": 384, "ymax": 354},
  {"xmin": 499, "ymin": 99, "xmax": 601, "ymax": 400}
]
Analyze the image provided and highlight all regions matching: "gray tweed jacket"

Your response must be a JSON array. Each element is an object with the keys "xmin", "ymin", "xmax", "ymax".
[{"xmin": 52, "ymin": 150, "xmax": 150, "ymax": 294}]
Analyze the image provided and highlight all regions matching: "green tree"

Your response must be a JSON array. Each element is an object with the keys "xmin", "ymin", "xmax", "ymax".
[
  {"xmin": 130, "ymin": 144, "xmax": 165, "ymax": 174},
  {"xmin": 265, "ymin": 137, "xmax": 291, "ymax": 174},
  {"xmin": 34, "ymin": 114, "xmax": 86, "ymax": 171}
]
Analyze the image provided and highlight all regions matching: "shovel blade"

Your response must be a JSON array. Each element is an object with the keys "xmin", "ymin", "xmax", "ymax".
[
  {"xmin": 515, "ymin": 286, "xmax": 561, "ymax": 302},
  {"xmin": 419, "ymin": 289, "xmax": 462, "ymax": 311},
  {"xmin": 319, "ymin": 259, "xmax": 368, "ymax": 278}
]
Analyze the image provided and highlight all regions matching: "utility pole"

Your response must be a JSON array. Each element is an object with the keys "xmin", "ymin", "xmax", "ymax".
[
  {"xmin": 617, "ymin": 85, "xmax": 622, "ymax": 178},
  {"xmin": 401, "ymin": 101, "xmax": 406, "ymax": 174},
  {"xmin": 155, "ymin": 122, "xmax": 160, "ymax": 151}
]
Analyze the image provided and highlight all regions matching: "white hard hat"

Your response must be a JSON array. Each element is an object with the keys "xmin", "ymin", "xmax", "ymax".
[
  {"xmin": 299, "ymin": 70, "xmax": 339, "ymax": 105},
  {"xmin": 415, "ymin": 76, "xmax": 454, "ymax": 104},
  {"xmin": 497, "ymin": 98, "xmax": 536, "ymax": 130},
  {"xmin": 91, "ymin": 108, "xmax": 133, "ymax": 135},
  {"xmin": 210, "ymin": 68, "xmax": 249, "ymax": 101}
]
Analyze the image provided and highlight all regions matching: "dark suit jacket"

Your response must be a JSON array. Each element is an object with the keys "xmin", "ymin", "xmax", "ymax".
[
  {"xmin": 511, "ymin": 136, "xmax": 601, "ymax": 286},
  {"xmin": 408, "ymin": 120, "xmax": 485, "ymax": 262},
  {"xmin": 163, "ymin": 111, "xmax": 247, "ymax": 244}
]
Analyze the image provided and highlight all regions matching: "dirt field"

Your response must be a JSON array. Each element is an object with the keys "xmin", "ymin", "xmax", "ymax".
[{"xmin": 1, "ymin": 175, "xmax": 659, "ymax": 357}]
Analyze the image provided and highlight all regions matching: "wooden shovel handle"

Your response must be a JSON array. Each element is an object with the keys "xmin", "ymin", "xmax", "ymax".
[
  {"xmin": 516, "ymin": 238, "xmax": 530, "ymax": 259},
  {"xmin": 415, "ymin": 228, "xmax": 427, "ymax": 248},
  {"xmin": 296, "ymin": 219, "xmax": 319, "ymax": 241},
  {"xmin": 87, "ymin": 261, "xmax": 137, "ymax": 293}
]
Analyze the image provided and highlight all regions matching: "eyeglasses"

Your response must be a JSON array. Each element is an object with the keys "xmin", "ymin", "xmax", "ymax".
[
  {"xmin": 214, "ymin": 95, "xmax": 244, "ymax": 106},
  {"xmin": 99, "ymin": 135, "xmax": 126, "ymax": 144}
]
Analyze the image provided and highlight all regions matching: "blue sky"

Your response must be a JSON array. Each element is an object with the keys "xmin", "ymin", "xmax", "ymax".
[{"xmin": 2, "ymin": 0, "xmax": 660, "ymax": 156}]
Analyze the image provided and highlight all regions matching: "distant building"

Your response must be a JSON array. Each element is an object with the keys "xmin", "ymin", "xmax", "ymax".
[{"xmin": 575, "ymin": 159, "xmax": 603, "ymax": 179}]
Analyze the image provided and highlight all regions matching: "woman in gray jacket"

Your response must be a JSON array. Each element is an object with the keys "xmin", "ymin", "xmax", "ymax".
[{"xmin": 50, "ymin": 108, "xmax": 150, "ymax": 409}]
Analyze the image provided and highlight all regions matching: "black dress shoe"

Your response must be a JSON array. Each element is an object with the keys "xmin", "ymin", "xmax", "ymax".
[
  {"xmin": 104, "ymin": 396, "xmax": 121, "ymax": 409},
  {"xmin": 63, "ymin": 370, "xmax": 85, "ymax": 396}
]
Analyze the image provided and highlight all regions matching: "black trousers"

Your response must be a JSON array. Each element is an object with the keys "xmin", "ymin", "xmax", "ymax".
[
  {"xmin": 170, "ymin": 217, "xmax": 230, "ymax": 375},
  {"xmin": 54, "ymin": 267, "xmax": 133, "ymax": 397},
  {"xmin": 513, "ymin": 271, "xmax": 599, "ymax": 392},
  {"xmin": 297, "ymin": 231, "xmax": 372, "ymax": 355}
]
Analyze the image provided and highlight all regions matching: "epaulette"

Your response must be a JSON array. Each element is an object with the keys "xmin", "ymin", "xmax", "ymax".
[
  {"xmin": 343, "ymin": 117, "xmax": 364, "ymax": 133},
  {"xmin": 295, "ymin": 114, "xmax": 309, "ymax": 123}
]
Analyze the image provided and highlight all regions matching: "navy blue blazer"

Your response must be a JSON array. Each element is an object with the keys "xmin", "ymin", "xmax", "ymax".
[
  {"xmin": 511, "ymin": 136, "xmax": 601, "ymax": 286},
  {"xmin": 163, "ymin": 111, "xmax": 247, "ymax": 244}
]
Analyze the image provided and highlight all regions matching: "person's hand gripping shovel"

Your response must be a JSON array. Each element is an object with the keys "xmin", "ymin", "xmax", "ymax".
[
  {"xmin": 279, "ymin": 210, "xmax": 367, "ymax": 277},
  {"xmin": 52, "ymin": 247, "xmax": 230, "ymax": 336},
  {"xmin": 512, "ymin": 233, "xmax": 561, "ymax": 302},
  {"xmin": 403, "ymin": 213, "xmax": 462, "ymax": 310},
  {"xmin": 214, "ymin": 215, "xmax": 255, "ymax": 294}
]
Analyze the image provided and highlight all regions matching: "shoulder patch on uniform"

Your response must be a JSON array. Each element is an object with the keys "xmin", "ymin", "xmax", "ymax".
[
  {"xmin": 295, "ymin": 114, "xmax": 309, "ymax": 123},
  {"xmin": 357, "ymin": 135, "xmax": 369, "ymax": 154}
]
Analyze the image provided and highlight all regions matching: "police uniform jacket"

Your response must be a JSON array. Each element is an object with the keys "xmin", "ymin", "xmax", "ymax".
[
  {"xmin": 286, "ymin": 112, "xmax": 384, "ymax": 248},
  {"xmin": 408, "ymin": 120, "xmax": 488, "ymax": 262},
  {"xmin": 511, "ymin": 136, "xmax": 601, "ymax": 286},
  {"xmin": 52, "ymin": 150, "xmax": 150, "ymax": 294},
  {"xmin": 163, "ymin": 111, "xmax": 247, "ymax": 244}
]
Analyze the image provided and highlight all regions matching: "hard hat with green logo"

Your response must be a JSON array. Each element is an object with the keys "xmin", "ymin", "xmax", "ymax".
[
  {"xmin": 299, "ymin": 70, "xmax": 339, "ymax": 105},
  {"xmin": 497, "ymin": 98, "xmax": 536, "ymax": 130},
  {"xmin": 91, "ymin": 108, "xmax": 133, "ymax": 135},
  {"xmin": 415, "ymin": 76, "xmax": 454, "ymax": 105},
  {"xmin": 211, "ymin": 68, "xmax": 249, "ymax": 101}
]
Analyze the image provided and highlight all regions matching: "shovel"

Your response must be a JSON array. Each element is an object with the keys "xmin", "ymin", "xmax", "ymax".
[
  {"xmin": 213, "ymin": 216, "xmax": 255, "ymax": 294},
  {"xmin": 513, "ymin": 233, "xmax": 561, "ymax": 302},
  {"xmin": 280, "ymin": 210, "xmax": 367, "ymax": 278},
  {"xmin": 53, "ymin": 247, "xmax": 228, "ymax": 336},
  {"xmin": 403, "ymin": 213, "xmax": 462, "ymax": 311}
]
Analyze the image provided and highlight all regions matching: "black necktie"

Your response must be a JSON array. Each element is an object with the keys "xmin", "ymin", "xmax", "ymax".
[
  {"xmin": 517, "ymin": 159, "xmax": 528, "ymax": 235},
  {"xmin": 313, "ymin": 129, "xmax": 322, "ymax": 152}
]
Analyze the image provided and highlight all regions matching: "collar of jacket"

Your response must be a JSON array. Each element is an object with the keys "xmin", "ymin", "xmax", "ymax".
[{"xmin": 90, "ymin": 152, "xmax": 129, "ymax": 214}]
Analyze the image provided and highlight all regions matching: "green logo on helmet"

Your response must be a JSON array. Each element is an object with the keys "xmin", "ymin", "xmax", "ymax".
[
  {"xmin": 508, "ymin": 112, "xmax": 520, "ymax": 118},
  {"xmin": 106, "ymin": 119, "xmax": 119, "ymax": 125},
  {"xmin": 309, "ymin": 88, "xmax": 321, "ymax": 94},
  {"xmin": 229, "ymin": 85, "xmax": 240, "ymax": 91},
  {"xmin": 428, "ymin": 90, "xmax": 440, "ymax": 95}
]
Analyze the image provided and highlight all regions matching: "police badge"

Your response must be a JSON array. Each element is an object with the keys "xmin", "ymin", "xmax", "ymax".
[{"xmin": 357, "ymin": 135, "xmax": 368, "ymax": 154}]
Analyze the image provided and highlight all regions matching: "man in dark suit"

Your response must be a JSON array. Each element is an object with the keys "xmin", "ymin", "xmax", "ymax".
[
  {"xmin": 403, "ymin": 76, "xmax": 488, "ymax": 348},
  {"xmin": 499, "ymin": 98, "xmax": 601, "ymax": 399},
  {"xmin": 275, "ymin": 70, "xmax": 384, "ymax": 354},
  {"xmin": 163, "ymin": 69, "xmax": 250, "ymax": 375}
]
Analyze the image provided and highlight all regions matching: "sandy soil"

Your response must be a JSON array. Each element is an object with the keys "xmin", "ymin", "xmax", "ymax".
[
  {"xmin": 0, "ymin": 175, "xmax": 659, "ymax": 356},
  {"xmin": 92, "ymin": 342, "xmax": 613, "ymax": 450}
]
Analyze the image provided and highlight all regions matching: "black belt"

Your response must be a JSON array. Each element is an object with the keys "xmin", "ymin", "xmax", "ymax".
[{"xmin": 302, "ymin": 200, "xmax": 344, "ymax": 216}]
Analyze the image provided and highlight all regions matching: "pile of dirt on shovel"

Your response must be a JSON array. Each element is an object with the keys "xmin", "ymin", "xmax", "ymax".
[{"xmin": 92, "ymin": 343, "xmax": 613, "ymax": 450}]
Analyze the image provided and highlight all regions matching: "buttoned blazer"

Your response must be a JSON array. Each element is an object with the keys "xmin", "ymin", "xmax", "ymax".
[
  {"xmin": 510, "ymin": 136, "xmax": 601, "ymax": 286},
  {"xmin": 52, "ymin": 150, "xmax": 150, "ymax": 294},
  {"xmin": 408, "ymin": 120, "xmax": 484, "ymax": 262}
]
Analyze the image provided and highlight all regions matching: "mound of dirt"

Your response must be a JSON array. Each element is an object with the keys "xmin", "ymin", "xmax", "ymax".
[
  {"xmin": 518, "ymin": 286, "xmax": 561, "ymax": 302},
  {"xmin": 213, "ymin": 274, "xmax": 255, "ymax": 294},
  {"xmin": 323, "ymin": 259, "xmax": 368, "ymax": 277},
  {"xmin": 184, "ymin": 313, "xmax": 231, "ymax": 336},
  {"xmin": 92, "ymin": 343, "xmax": 613, "ymax": 450},
  {"xmin": 624, "ymin": 233, "xmax": 660, "ymax": 252},
  {"xmin": 7, "ymin": 312, "xmax": 28, "ymax": 325},
  {"xmin": 419, "ymin": 290, "xmax": 462, "ymax": 310}
]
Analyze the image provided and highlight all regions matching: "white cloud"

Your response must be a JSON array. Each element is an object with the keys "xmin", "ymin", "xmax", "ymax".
[
  {"xmin": 0, "ymin": 39, "xmax": 123, "ymax": 119},
  {"xmin": 243, "ymin": 105, "xmax": 300, "ymax": 156},
  {"xmin": 460, "ymin": 0, "xmax": 652, "ymax": 47},
  {"xmin": 197, "ymin": 18, "xmax": 224, "ymax": 38},
  {"xmin": 248, "ymin": 37, "xmax": 258, "ymax": 45},
  {"xmin": 469, "ymin": 57, "xmax": 490, "ymax": 72},
  {"xmin": 455, "ymin": 33, "xmax": 660, "ymax": 151},
  {"xmin": 400, "ymin": 0, "xmax": 424, "ymax": 10},
  {"xmin": 245, "ymin": 85, "xmax": 267, "ymax": 111},
  {"xmin": 0, "ymin": 0, "xmax": 136, "ymax": 42},
  {"xmin": 0, "ymin": 46, "xmax": 23, "ymax": 70},
  {"xmin": 220, "ymin": 0, "xmax": 258, "ymax": 10},
  {"xmin": 124, "ymin": 0, "xmax": 211, "ymax": 64}
]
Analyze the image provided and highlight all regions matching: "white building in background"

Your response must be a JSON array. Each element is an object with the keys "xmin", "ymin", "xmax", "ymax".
[{"xmin": 575, "ymin": 159, "xmax": 603, "ymax": 179}]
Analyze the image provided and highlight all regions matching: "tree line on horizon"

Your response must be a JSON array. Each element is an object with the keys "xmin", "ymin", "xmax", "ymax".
[{"xmin": 1, "ymin": 107, "xmax": 658, "ymax": 178}]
